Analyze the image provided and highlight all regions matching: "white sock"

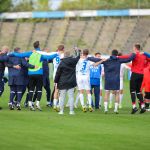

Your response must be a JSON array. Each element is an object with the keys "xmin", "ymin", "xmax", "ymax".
[
  {"xmin": 132, "ymin": 103, "xmax": 136, "ymax": 109},
  {"xmin": 141, "ymin": 103, "xmax": 145, "ymax": 109},
  {"xmin": 87, "ymin": 94, "xmax": 92, "ymax": 107},
  {"xmin": 114, "ymin": 102, "xmax": 119, "ymax": 112},
  {"xmin": 104, "ymin": 102, "xmax": 108, "ymax": 111},
  {"xmin": 53, "ymin": 99, "xmax": 57, "ymax": 107},
  {"xmin": 36, "ymin": 101, "xmax": 40, "ymax": 107},
  {"xmin": 99, "ymin": 96, "xmax": 102, "ymax": 105},
  {"xmin": 109, "ymin": 93, "xmax": 114, "ymax": 103},
  {"xmin": 79, "ymin": 94, "xmax": 84, "ymax": 107},
  {"xmin": 29, "ymin": 101, "xmax": 32, "ymax": 107},
  {"xmin": 75, "ymin": 92, "xmax": 80, "ymax": 105},
  {"xmin": 119, "ymin": 94, "xmax": 123, "ymax": 105}
]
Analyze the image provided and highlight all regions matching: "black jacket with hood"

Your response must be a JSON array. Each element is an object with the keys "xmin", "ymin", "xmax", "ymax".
[{"xmin": 54, "ymin": 55, "xmax": 80, "ymax": 90}]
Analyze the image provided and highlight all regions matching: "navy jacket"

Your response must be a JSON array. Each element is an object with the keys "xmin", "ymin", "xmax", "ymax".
[
  {"xmin": 88, "ymin": 53, "xmax": 135, "ymax": 90},
  {"xmin": 0, "ymin": 55, "xmax": 34, "ymax": 85}
]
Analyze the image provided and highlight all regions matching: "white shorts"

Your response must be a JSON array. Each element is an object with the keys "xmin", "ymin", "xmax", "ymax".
[
  {"xmin": 120, "ymin": 78, "xmax": 124, "ymax": 90},
  {"xmin": 77, "ymin": 75, "xmax": 91, "ymax": 90}
]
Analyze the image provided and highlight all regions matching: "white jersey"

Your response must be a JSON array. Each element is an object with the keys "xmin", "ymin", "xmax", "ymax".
[
  {"xmin": 53, "ymin": 53, "xmax": 64, "ymax": 79},
  {"xmin": 120, "ymin": 64, "xmax": 130, "ymax": 90},
  {"xmin": 76, "ymin": 58, "xmax": 91, "ymax": 90},
  {"xmin": 76, "ymin": 58, "xmax": 91, "ymax": 77}
]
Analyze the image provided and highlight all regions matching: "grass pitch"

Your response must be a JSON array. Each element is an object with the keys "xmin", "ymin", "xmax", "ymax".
[{"xmin": 0, "ymin": 81, "xmax": 149, "ymax": 150}]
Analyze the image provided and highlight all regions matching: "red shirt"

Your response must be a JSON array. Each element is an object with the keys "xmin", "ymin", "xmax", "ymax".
[
  {"xmin": 118, "ymin": 52, "xmax": 148, "ymax": 74},
  {"xmin": 141, "ymin": 65, "xmax": 150, "ymax": 92}
]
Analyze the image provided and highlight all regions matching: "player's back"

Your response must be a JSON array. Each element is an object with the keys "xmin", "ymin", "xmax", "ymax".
[
  {"xmin": 131, "ymin": 52, "xmax": 147, "ymax": 74},
  {"xmin": 76, "ymin": 58, "xmax": 91, "ymax": 77},
  {"xmin": 53, "ymin": 53, "xmax": 64, "ymax": 79}
]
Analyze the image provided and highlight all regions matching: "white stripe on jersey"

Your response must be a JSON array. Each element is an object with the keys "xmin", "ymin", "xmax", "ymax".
[{"xmin": 53, "ymin": 53, "xmax": 64, "ymax": 79}]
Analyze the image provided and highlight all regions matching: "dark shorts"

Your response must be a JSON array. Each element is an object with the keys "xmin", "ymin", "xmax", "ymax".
[{"xmin": 130, "ymin": 72, "xmax": 143, "ymax": 93}]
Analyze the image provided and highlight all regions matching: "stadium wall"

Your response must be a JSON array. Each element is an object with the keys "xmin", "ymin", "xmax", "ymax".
[{"xmin": 0, "ymin": 9, "xmax": 150, "ymax": 19}]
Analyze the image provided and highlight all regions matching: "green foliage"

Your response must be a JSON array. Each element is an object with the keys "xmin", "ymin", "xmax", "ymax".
[
  {"xmin": 0, "ymin": 0, "xmax": 12, "ymax": 12},
  {"xmin": 12, "ymin": 0, "xmax": 34, "ymax": 12},
  {"xmin": 35, "ymin": 0, "xmax": 50, "ymax": 11},
  {"xmin": 59, "ymin": 0, "xmax": 150, "ymax": 10}
]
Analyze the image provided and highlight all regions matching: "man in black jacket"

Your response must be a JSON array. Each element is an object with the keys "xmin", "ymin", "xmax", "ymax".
[{"xmin": 54, "ymin": 50, "xmax": 80, "ymax": 115}]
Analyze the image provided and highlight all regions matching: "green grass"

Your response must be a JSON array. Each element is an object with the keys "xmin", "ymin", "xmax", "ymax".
[{"xmin": 0, "ymin": 81, "xmax": 149, "ymax": 150}]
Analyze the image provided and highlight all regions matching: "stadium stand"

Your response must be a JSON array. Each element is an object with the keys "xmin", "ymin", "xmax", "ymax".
[
  {"xmin": 0, "ymin": 17, "xmax": 149, "ymax": 53},
  {"xmin": 15, "ymin": 22, "xmax": 34, "ymax": 50},
  {"xmin": 123, "ymin": 18, "xmax": 150, "ymax": 52},
  {"xmin": 111, "ymin": 17, "xmax": 137, "ymax": 52}
]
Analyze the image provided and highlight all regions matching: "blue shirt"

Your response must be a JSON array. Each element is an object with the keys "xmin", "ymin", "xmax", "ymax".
[{"xmin": 90, "ymin": 65, "xmax": 101, "ymax": 85}]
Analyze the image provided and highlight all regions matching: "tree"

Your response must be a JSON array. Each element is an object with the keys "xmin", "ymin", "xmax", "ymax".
[
  {"xmin": 12, "ymin": 0, "xmax": 34, "ymax": 12},
  {"xmin": 0, "ymin": 0, "xmax": 12, "ymax": 12}
]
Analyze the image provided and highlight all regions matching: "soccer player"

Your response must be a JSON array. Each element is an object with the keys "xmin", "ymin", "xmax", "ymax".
[
  {"xmin": 0, "ymin": 47, "xmax": 35, "ymax": 110},
  {"xmin": 109, "ymin": 52, "xmax": 130, "ymax": 109},
  {"xmin": 141, "ymin": 65, "xmax": 150, "ymax": 111},
  {"xmin": 32, "ymin": 48, "xmax": 52, "ymax": 107},
  {"xmin": 119, "ymin": 44, "xmax": 148, "ymax": 114},
  {"xmin": 9, "ymin": 49, "xmax": 58, "ymax": 111},
  {"xmin": 0, "ymin": 46, "xmax": 9, "ymax": 108},
  {"xmin": 55, "ymin": 50, "xmax": 80, "ymax": 114},
  {"xmin": 51, "ymin": 45, "xmax": 64, "ymax": 110},
  {"xmin": 90, "ymin": 52, "xmax": 102, "ymax": 109},
  {"xmin": 142, "ymin": 52, "xmax": 150, "ymax": 111},
  {"xmin": 76, "ymin": 49, "xmax": 93, "ymax": 112},
  {"xmin": 88, "ymin": 50, "xmax": 135, "ymax": 114}
]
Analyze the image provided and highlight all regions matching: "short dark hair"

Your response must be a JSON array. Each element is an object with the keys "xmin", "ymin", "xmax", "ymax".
[
  {"xmin": 83, "ymin": 49, "xmax": 89, "ymax": 56},
  {"xmin": 58, "ymin": 45, "xmax": 64, "ymax": 51},
  {"xmin": 95, "ymin": 52, "xmax": 101, "ymax": 56},
  {"xmin": 134, "ymin": 43, "xmax": 141, "ymax": 51},
  {"xmin": 33, "ymin": 41, "xmax": 40, "ymax": 49},
  {"xmin": 111, "ymin": 49, "xmax": 118, "ymax": 56},
  {"xmin": 14, "ymin": 47, "xmax": 20, "ymax": 52}
]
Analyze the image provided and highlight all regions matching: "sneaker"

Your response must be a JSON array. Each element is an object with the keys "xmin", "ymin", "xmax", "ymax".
[
  {"xmin": 36, "ymin": 105, "xmax": 42, "ymax": 111},
  {"xmin": 109, "ymin": 103, "xmax": 112, "ymax": 109},
  {"xmin": 140, "ymin": 108, "xmax": 146, "ymax": 114},
  {"xmin": 104, "ymin": 110, "xmax": 108, "ymax": 114},
  {"xmin": 58, "ymin": 111, "xmax": 64, "ymax": 115},
  {"xmin": 16, "ymin": 104, "xmax": 21, "ymax": 110},
  {"xmin": 119, "ymin": 104, "xmax": 122, "ymax": 109},
  {"xmin": 46, "ymin": 103, "xmax": 51, "ymax": 107},
  {"xmin": 114, "ymin": 110, "xmax": 119, "ymax": 114},
  {"xmin": 82, "ymin": 106, "xmax": 87, "ymax": 112},
  {"xmin": 69, "ymin": 111, "xmax": 75, "ymax": 115},
  {"xmin": 29, "ymin": 106, "xmax": 35, "ymax": 111},
  {"xmin": 89, "ymin": 106, "xmax": 93, "ymax": 112},
  {"xmin": 131, "ymin": 107, "xmax": 138, "ymax": 114},
  {"xmin": 8, "ymin": 103, "xmax": 14, "ymax": 110}
]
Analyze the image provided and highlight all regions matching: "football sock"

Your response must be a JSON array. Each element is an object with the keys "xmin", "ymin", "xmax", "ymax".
[
  {"xmin": 79, "ymin": 94, "xmax": 84, "ymax": 107},
  {"xmin": 87, "ymin": 94, "xmax": 92, "ymax": 107},
  {"xmin": 104, "ymin": 101, "xmax": 108, "ymax": 111},
  {"xmin": 114, "ymin": 102, "xmax": 119, "ymax": 112}
]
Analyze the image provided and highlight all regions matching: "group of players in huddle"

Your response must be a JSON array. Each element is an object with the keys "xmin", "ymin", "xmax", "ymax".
[{"xmin": 0, "ymin": 41, "xmax": 150, "ymax": 115}]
